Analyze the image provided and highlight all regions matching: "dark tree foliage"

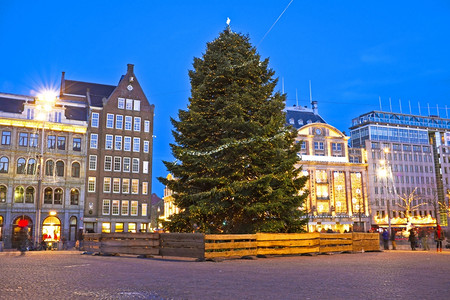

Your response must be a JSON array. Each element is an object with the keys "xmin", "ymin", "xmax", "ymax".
[{"xmin": 159, "ymin": 28, "xmax": 308, "ymax": 233}]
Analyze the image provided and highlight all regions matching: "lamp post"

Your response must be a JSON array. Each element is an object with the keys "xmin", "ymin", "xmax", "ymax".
[
  {"xmin": 378, "ymin": 147, "xmax": 392, "ymax": 235},
  {"xmin": 33, "ymin": 91, "xmax": 56, "ymax": 246}
]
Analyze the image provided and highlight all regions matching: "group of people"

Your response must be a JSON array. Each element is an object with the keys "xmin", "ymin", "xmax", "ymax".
[{"xmin": 381, "ymin": 225, "xmax": 446, "ymax": 252}]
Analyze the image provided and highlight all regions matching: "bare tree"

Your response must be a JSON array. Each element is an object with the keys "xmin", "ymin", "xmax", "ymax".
[
  {"xmin": 425, "ymin": 188, "xmax": 450, "ymax": 225},
  {"xmin": 396, "ymin": 188, "xmax": 426, "ymax": 223}
]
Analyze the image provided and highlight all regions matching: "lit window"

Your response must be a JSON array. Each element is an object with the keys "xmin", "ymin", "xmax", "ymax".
[
  {"xmin": 131, "ymin": 179, "xmax": 139, "ymax": 194},
  {"xmin": 115, "ymin": 222, "xmax": 124, "ymax": 233},
  {"xmin": 122, "ymin": 178, "xmax": 130, "ymax": 194},
  {"xmin": 105, "ymin": 135, "xmax": 113, "ymax": 150},
  {"xmin": 116, "ymin": 115, "xmax": 123, "ymax": 129},
  {"xmin": 90, "ymin": 134, "xmax": 98, "ymax": 149},
  {"xmin": 88, "ymin": 177, "xmax": 96, "ymax": 192},
  {"xmin": 142, "ymin": 203, "xmax": 147, "ymax": 217},
  {"xmin": 113, "ymin": 178, "xmax": 120, "ymax": 193},
  {"xmin": 102, "ymin": 222, "xmax": 111, "ymax": 233},
  {"xmin": 125, "ymin": 116, "xmax": 132, "ymax": 130},
  {"xmin": 104, "ymin": 177, "xmax": 111, "ymax": 193},
  {"xmin": 104, "ymin": 156, "xmax": 112, "ymax": 171},
  {"xmin": 134, "ymin": 117, "xmax": 141, "ymax": 131},
  {"xmin": 128, "ymin": 222, "xmax": 137, "ymax": 233},
  {"xmin": 118, "ymin": 98, "xmax": 125, "ymax": 109},
  {"xmin": 114, "ymin": 157, "xmax": 121, "ymax": 172},
  {"xmin": 132, "ymin": 158, "xmax": 139, "ymax": 173},
  {"xmin": 89, "ymin": 155, "xmax": 97, "ymax": 170},
  {"xmin": 126, "ymin": 99, "xmax": 133, "ymax": 110},
  {"xmin": 115, "ymin": 136, "xmax": 122, "ymax": 150},
  {"xmin": 91, "ymin": 113, "xmax": 99, "ymax": 127},
  {"xmin": 142, "ymin": 182, "xmax": 148, "ymax": 195},
  {"xmin": 131, "ymin": 201, "xmax": 138, "ymax": 216},
  {"xmin": 144, "ymin": 121, "xmax": 150, "ymax": 133},
  {"xmin": 102, "ymin": 200, "xmax": 110, "ymax": 215},
  {"xmin": 121, "ymin": 200, "xmax": 129, "ymax": 215},
  {"xmin": 106, "ymin": 114, "xmax": 114, "ymax": 128},
  {"xmin": 133, "ymin": 100, "xmax": 140, "ymax": 111},
  {"xmin": 133, "ymin": 138, "xmax": 140, "ymax": 152},
  {"xmin": 112, "ymin": 200, "xmax": 120, "ymax": 215}
]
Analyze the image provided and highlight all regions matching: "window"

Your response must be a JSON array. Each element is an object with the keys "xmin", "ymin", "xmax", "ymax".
[
  {"xmin": 2, "ymin": 131, "xmax": 11, "ymax": 145},
  {"xmin": 57, "ymin": 136, "xmax": 66, "ymax": 150},
  {"xmin": 128, "ymin": 222, "xmax": 137, "ymax": 233},
  {"xmin": 104, "ymin": 156, "xmax": 112, "ymax": 171},
  {"xmin": 106, "ymin": 114, "xmax": 114, "ymax": 128},
  {"xmin": 45, "ymin": 160, "xmax": 54, "ymax": 176},
  {"xmin": 134, "ymin": 100, "xmax": 140, "ymax": 111},
  {"xmin": 115, "ymin": 136, "xmax": 122, "ymax": 150},
  {"xmin": 123, "ymin": 157, "xmax": 131, "ymax": 172},
  {"xmin": 114, "ymin": 157, "xmax": 121, "ymax": 172},
  {"xmin": 113, "ymin": 178, "xmax": 120, "ymax": 193},
  {"xmin": 314, "ymin": 142, "xmax": 324, "ymax": 150},
  {"xmin": 89, "ymin": 155, "xmax": 97, "ymax": 170},
  {"xmin": 144, "ymin": 120, "xmax": 150, "ymax": 133},
  {"xmin": 0, "ymin": 185, "xmax": 7, "ymax": 202},
  {"xmin": 131, "ymin": 179, "xmax": 139, "ymax": 194},
  {"xmin": 71, "ymin": 162, "xmax": 80, "ymax": 177},
  {"xmin": 16, "ymin": 158, "xmax": 26, "ymax": 174},
  {"xmin": 103, "ymin": 177, "xmax": 111, "ymax": 193},
  {"xmin": 131, "ymin": 201, "xmax": 138, "ymax": 216},
  {"xmin": 132, "ymin": 158, "xmax": 139, "ymax": 173},
  {"xmin": 102, "ymin": 200, "xmax": 111, "ymax": 215},
  {"xmin": 91, "ymin": 112, "xmax": 99, "ymax": 127},
  {"xmin": 88, "ymin": 177, "xmax": 96, "ymax": 192},
  {"xmin": 126, "ymin": 99, "xmax": 133, "ymax": 110},
  {"xmin": 143, "ymin": 141, "xmax": 149, "ymax": 153},
  {"xmin": 142, "ymin": 203, "xmax": 148, "ymax": 217},
  {"xmin": 54, "ymin": 188, "xmax": 63, "ymax": 204},
  {"xmin": 124, "ymin": 136, "xmax": 131, "ymax": 151},
  {"xmin": 73, "ymin": 138, "xmax": 81, "ymax": 151},
  {"xmin": 26, "ymin": 158, "xmax": 35, "ymax": 173},
  {"xmin": 142, "ymin": 182, "xmax": 148, "ymax": 195},
  {"xmin": 332, "ymin": 143, "xmax": 342, "ymax": 151},
  {"xmin": 133, "ymin": 138, "xmax": 140, "ymax": 152},
  {"xmin": 115, "ymin": 222, "xmax": 124, "ymax": 233},
  {"xmin": 118, "ymin": 98, "xmax": 125, "ymax": 109},
  {"xmin": 122, "ymin": 178, "xmax": 130, "ymax": 193},
  {"xmin": 56, "ymin": 161, "xmax": 65, "ymax": 177},
  {"xmin": 112, "ymin": 200, "xmax": 120, "ymax": 215},
  {"xmin": 121, "ymin": 200, "xmax": 129, "ymax": 215},
  {"xmin": 14, "ymin": 186, "xmax": 25, "ymax": 203},
  {"xmin": 19, "ymin": 133, "xmax": 28, "ymax": 146},
  {"xmin": 102, "ymin": 222, "xmax": 111, "ymax": 233},
  {"xmin": 25, "ymin": 186, "xmax": 35, "ymax": 203},
  {"xmin": 116, "ymin": 115, "xmax": 123, "ymax": 129},
  {"xmin": 0, "ymin": 157, "xmax": 9, "ymax": 173},
  {"xmin": 54, "ymin": 111, "xmax": 62, "ymax": 123},
  {"xmin": 44, "ymin": 187, "xmax": 53, "ymax": 204},
  {"xmin": 70, "ymin": 189, "xmax": 79, "ymax": 205},
  {"xmin": 48, "ymin": 135, "xmax": 56, "ymax": 149},
  {"xmin": 105, "ymin": 135, "xmax": 113, "ymax": 150},
  {"xmin": 90, "ymin": 134, "xmax": 98, "ymax": 149},
  {"xmin": 30, "ymin": 134, "xmax": 39, "ymax": 148},
  {"xmin": 125, "ymin": 116, "xmax": 132, "ymax": 130},
  {"xmin": 134, "ymin": 117, "xmax": 141, "ymax": 131},
  {"xmin": 143, "ymin": 161, "xmax": 149, "ymax": 174}
]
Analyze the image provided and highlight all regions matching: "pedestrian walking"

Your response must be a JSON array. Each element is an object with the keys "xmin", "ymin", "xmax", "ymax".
[
  {"xmin": 382, "ymin": 228, "xmax": 389, "ymax": 250},
  {"xmin": 408, "ymin": 228, "xmax": 416, "ymax": 250},
  {"xmin": 418, "ymin": 228, "xmax": 430, "ymax": 250},
  {"xmin": 435, "ymin": 225, "xmax": 445, "ymax": 252},
  {"xmin": 18, "ymin": 226, "xmax": 28, "ymax": 255},
  {"xmin": 390, "ymin": 228, "xmax": 397, "ymax": 250}
]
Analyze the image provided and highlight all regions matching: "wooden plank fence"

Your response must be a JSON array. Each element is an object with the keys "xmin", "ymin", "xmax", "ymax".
[{"xmin": 83, "ymin": 232, "xmax": 379, "ymax": 259}]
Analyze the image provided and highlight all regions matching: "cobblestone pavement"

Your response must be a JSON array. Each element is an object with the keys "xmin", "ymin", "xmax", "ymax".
[{"xmin": 0, "ymin": 250, "xmax": 449, "ymax": 300}]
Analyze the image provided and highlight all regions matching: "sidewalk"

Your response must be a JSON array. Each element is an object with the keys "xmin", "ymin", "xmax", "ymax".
[{"xmin": 0, "ymin": 249, "xmax": 82, "ymax": 256}]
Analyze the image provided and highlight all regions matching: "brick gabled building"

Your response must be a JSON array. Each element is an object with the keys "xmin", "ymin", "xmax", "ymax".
[{"xmin": 60, "ymin": 64, "xmax": 154, "ymax": 233}]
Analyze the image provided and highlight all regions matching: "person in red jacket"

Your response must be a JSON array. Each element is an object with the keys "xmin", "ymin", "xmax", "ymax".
[{"xmin": 435, "ymin": 225, "xmax": 445, "ymax": 252}]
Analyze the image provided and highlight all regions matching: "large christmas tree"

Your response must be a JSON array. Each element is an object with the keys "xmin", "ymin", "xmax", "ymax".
[{"xmin": 159, "ymin": 28, "xmax": 308, "ymax": 233}]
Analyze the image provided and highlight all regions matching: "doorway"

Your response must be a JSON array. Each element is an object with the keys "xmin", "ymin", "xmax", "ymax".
[{"xmin": 12, "ymin": 216, "xmax": 33, "ymax": 249}]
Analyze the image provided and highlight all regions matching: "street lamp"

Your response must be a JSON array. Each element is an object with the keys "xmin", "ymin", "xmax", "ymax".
[
  {"xmin": 377, "ymin": 147, "xmax": 392, "ymax": 235},
  {"xmin": 33, "ymin": 90, "xmax": 57, "ymax": 246}
]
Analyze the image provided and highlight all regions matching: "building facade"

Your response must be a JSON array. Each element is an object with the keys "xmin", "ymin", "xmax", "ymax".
[
  {"xmin": 60, "ymin": 64, "xmax": 155, "ymax": 234},
  {"xmin": 350, "ymin": 110, "xmax": 450, "ymax": 229},
  {"xmin": 0, "ymin": 92, "xmax": 88, "ymax": 248}
]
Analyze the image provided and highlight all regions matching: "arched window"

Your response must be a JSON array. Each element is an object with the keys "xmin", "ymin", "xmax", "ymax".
[
  {"xmin": 56, "ymin": 161, "xmax": 64, "ymax": 177},
  {"xmin": 70, "ymin": 188, "xmax": 79, "ymax": 205},
  {"xmin": 0, "ymin": 157, "xmax": 9, "ymax": 173},
  {"xmin": 16, "ymin": 158, "xmax": 26, "ymax": 174},
  {"xmin": 45, "ymin": 160, "xmax": 54, "ymax": 176},
  {"xmin": 44, "ymin": 187, "xmax": 53, "ymax": 204},
  {"xmin": 0, "ymin": 185, "xmax": 7, "ymax": 203},
  {"xmin": 25, "ymin": 186, "xmax": 35, "ymax": 203},
  {"xmin": 27, "ymin": 158, "xmax": 36, "ymax": 175},
  {"xmin": 54, "ymin": 188, "xmax": 63, "ymax": 205},
  {"xmin": 14, "ymin": 186, "xmax": 25, "ymax": 203},
  {"xmin": 71, "ymin": 162, "xmax": 80, "ymax": 178}
]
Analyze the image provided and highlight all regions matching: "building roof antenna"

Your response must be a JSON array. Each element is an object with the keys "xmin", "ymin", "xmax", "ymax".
[
  {"xmin": 309, "ymin": 80, "xmax": 312, "ymax": 105},
  {"xmin": 295, "ymin": 88, "xmax": 299, "ymax": 107},
  {"xmin": 379, "ymin": 96, "xmax": 382, "ymax": 111}
]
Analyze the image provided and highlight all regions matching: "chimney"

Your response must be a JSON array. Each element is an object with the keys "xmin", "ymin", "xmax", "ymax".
[
  {"xmin": 312, "ymin": 101, "xmax": 318, "ymax": 114},
  {"xmin": 60, "ymin": 71, "xmax": 65, "ymax": 97},
  {"xmin": 127, "ymin": 64, "xmax": 134, "ymax": 74}
]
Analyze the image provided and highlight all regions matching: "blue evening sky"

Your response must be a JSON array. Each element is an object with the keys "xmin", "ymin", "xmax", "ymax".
[{"xmin": 1, "ymin": 1, "xmax": 449, "ymax": 196}]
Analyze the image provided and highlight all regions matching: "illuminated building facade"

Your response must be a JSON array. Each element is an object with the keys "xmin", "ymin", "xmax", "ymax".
[
  {"xmin": 0, "ymin": 92, "xmax": 87, "ymax": 248},
  {"xmin": 162, "ymin": 174, "xmax": 180, "ymax": 223},
  {"xmin": 288, "ymin": 104, "xmax": 370, "ymax": 232},
  {"xmin": 60, "ymin": 64, "xmax": 155, "ymax": 234},
  {"xmin": 350, "ymin": 110, "xmax": 450, "ymax": 228}
]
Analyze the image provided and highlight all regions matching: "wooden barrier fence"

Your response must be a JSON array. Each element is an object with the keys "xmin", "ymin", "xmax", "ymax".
[{"xmin": 83, "ymin": 232, "xmax": 379, "ymax": 259}]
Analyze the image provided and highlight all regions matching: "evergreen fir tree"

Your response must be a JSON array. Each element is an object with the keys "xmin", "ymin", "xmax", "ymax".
[{"xmin": 159, "ymin": 28, "xmax": 308, "ymax": 233}]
